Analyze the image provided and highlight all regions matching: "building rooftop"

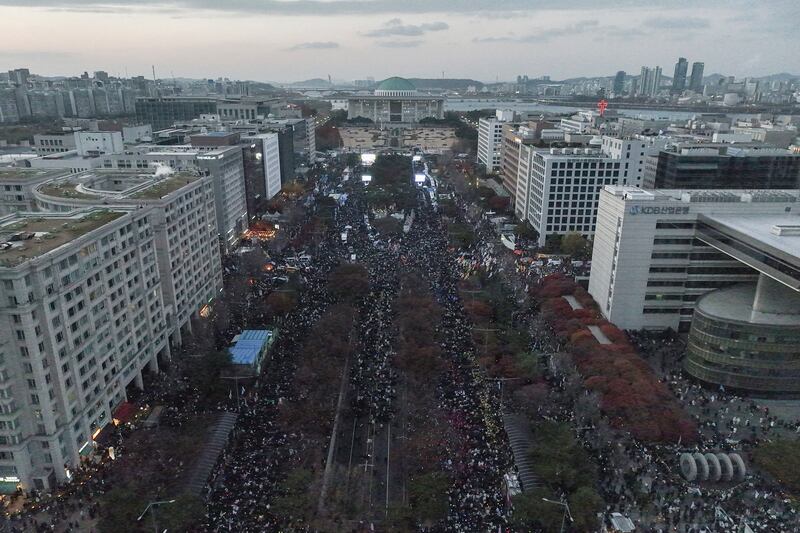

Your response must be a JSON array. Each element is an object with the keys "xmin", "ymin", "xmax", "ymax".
[
  {"xmin": 696, "ymin": 283, "xmax": 800, "ymax": 326},
  {"xmin": 376, "ymin": 77, "xmax": 416, "ymax": 92},
  {"xmin": 200, "ymin": 131, "xmax": 236, "ymax": 138},
  {"xmin": 605, "ymin": 186, "xmax": 800, "ymax": 206},
  {"xmin": 0, "ymin": 168, "xmax": 68, "ymax": 182},
  {"xmin": 35, "ymin": 170, "xmax": 202, "ymax": 201},
  {"xmin": 702, "ymin": 213, "xmax": 800, "ymax": 264},
  {"xmin": 130, "ymin": 174, "xmax": 201, "ymax": 199},
  {"xmin": 0, "ymin": 210, "xmax": 124, "ymax": 267}
]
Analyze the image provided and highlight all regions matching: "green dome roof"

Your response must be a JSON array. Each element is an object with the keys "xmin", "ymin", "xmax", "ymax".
[{"xmin": 376, "ymin": 77, "xmax": 416, "ymax": 91}]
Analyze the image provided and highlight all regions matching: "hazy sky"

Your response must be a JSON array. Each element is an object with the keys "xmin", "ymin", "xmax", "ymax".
[{"xmin": 0, "ymin": 0, "xmax": 798, "ymax": 82}]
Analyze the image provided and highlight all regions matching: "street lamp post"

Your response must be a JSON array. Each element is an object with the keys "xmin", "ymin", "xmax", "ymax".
[
  {"xmin": 542, "ymin": 497, "xmax": 574, "ymax": 533},
  {"xmin": 137, "ymin": 499, "xmax": 176, "ymax": 533}
]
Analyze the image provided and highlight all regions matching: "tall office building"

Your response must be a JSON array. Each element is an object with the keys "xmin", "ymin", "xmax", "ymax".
[
  {"xmin": 613, "ymin": 71, "xmax": 626, "ymax": 95},
  {"xmin": 671, "ymin": 57, "xmax": 689, "ymax": 94},
  {"xmin": 197, "ymin": 147, "xmax": 248, "ymax": 253},
  {"xmin": 588, "ymin": 187, "xmax": 799, "ymax": 353},
  {"xmin": 689, "ymin": 62, "xmax": 705, "ymax": 92},
  {"xmin": 643, "ymin": 144, "xmax": 800, "ymax": 190},
  {"xmin": 689, "ymin": 61, "xmax": 705, "ymax": 93},
  {"xmin": 514, "ymin": 147, "xmax": 623, "ymax": 246},
  {"xmin": 600, "ymin": 135, "xmax": 669, "ymax": 188},
  {"xmin": 241, "ymin": 133, "xmax": 283, "ymax": 220}
]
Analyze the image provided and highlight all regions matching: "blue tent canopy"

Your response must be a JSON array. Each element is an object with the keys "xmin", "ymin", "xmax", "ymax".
[{"xmin": 229, "ymin": 330, "xmax": 272, "ymax": 366}]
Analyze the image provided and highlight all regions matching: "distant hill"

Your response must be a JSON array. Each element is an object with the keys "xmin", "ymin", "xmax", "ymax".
[
  {"xmin": 408, "ymin": 78, "xmax": 484, "ymax": 90},
  {"xmin": 286, "ymin": 78, "xmax": 332, "ymax": 88}
]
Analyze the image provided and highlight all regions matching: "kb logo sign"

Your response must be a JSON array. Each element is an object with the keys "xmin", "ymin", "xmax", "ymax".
[{"xmin": 629, "ymin": 205, "xmax": 690, "ymax": 216}]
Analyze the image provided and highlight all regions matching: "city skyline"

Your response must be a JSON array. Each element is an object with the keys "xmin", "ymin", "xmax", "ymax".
[{"xmin": 0, "ymin": 0, "xmax": 798, "ymax": 82}]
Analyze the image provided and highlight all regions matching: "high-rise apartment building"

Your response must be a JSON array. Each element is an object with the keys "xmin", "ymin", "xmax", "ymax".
[
  {"xmin": 95, "ymin": 144, "xmax": 247, "ymax": 252},
  {"xmin": 689, "ymin": 62, "xmax": 705, "ymax": 92},
  {"xmin": 613, "ymin": 71, "xmax": 626, "ymax": 95},
  {"xmin": 637, "ymin": 66, "xmax": 662, "ymax": 98},
  {"xmin": 478, "ymin": 111, "xmax": 515, "ymax": 173},
  {"xmin": 672, "ymin": 57, "xmax": 689, "ymax": 94},
  {"xmin": 0, "ymin": 169, "xmax": 67, "ymax": 215}
]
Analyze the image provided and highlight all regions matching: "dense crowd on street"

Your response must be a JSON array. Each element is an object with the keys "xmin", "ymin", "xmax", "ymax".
[
  {"xmin": 12, "ymin": 154, "xmax": 800, "ymax": 533},
  {"xmin": 445, "ymin": 165, "xmax": 800, "ymax": 532}
]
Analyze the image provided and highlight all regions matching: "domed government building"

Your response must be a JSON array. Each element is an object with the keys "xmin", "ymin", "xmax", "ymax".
[{"xmin": 347, "ymin": 76, "xmax": 445, "ymax": 124}]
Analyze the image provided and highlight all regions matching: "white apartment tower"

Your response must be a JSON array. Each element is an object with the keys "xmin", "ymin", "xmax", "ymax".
[
  {"xmin": 478, "ymin": 110, "xmax": 514, "ymax": 173},
  {"xmin": 0, "ymin": 208, "xmax": 170, "ymax": 490},
  {"xmin": 31, "ymin": 171, "xmax": 224, "ymax": 344}
]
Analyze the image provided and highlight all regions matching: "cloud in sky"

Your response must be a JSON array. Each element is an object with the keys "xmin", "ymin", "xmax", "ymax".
[
  {"xmin": 0, "ymin": 0, "xmax": 795, "ymax": 19},
  {"xmin": 0, "ymin": 0, "xmax": 796, "ymax": 80},
  {"xmin": 363, "ymin": 18, "xmax": 448, "ymax": 38},
  {"xmin": 287, "ymin": 41, "xmax": 339, "ymax": 50},
  {"xmin": 375, "ymin": 40, "xmax": 424, "ymax": 48},
  {"xmin": 474, "ymin": 19, "xmax": 600, "ymax": 43},
  {"xmin": 643, "ymin": 16, "xmax": 710, "ymax": 29}
]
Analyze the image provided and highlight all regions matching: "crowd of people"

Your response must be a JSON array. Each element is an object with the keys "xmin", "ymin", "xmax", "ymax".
[
  {"xmin": 403, "ymin": 188, "xmax": 513, "ymax": 531},
  {"xmin": 448, "ymin": 167, "xmax": 800, "ymax": 532}
]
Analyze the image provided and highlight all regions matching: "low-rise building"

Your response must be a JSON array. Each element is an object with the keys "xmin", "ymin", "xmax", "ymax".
[{"xmin": 32, "ymin": 133, "xmax": 76, "ymax": 156}]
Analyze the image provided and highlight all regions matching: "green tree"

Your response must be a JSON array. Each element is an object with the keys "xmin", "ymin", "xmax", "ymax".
[
  {"xmin": 543, "ymin": 234, "xmax": 563, "ymax": 254},
  {"xmin": 328, "ymin": 262, "xmax": 370, "ymax": 303},
  {"xmin": 510, "ymin": 488, "xmax": 565, "ymax": 533},
  {"xmin": 561, "ymin": 232, "xmax": 591, "ymax": 259},
  {"xmin": 408, "ymin": 472, "xmax": 449, "ymax": 525},
  {"xmin": 188, "ymin": 349, "xmax": 232, "ymax": 399},
  {"xmin": 97, "ymin": 487, "xmax": 146, "ymax": 533},
  {"xmin": 754, "ymin": 439, "xmax": 800, "ymax": 493},
  {"xmin": 569, "ymin": 486, "xmax": 604, "ymax": 532},
  {"xmin": 271, "ymin": 468, "xmax": 316, "ymax": 520},
  {"xmin": 529, "ymin": 422, "xmax": 597, "ymax": 493},
  {"xmin": 372, "ymin": 216, "xmax": 403, "ymax": 237},
  {"xmin": 515, "ymin": 220, "xmax": 540, "ymax": 243}
]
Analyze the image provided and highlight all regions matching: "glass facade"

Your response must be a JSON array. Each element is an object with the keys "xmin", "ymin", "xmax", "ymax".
[{"xmin": 686, "ymin": 303, "xmax": 800, "ymax": 393}]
